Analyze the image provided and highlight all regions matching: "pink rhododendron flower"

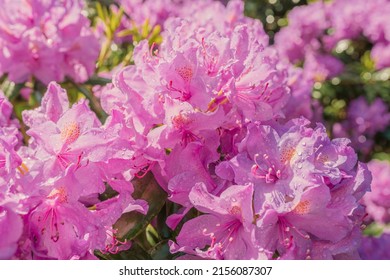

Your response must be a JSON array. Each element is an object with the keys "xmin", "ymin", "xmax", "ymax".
[
  {"xmin": 359, "ymin": 233, "xmax": 390, "ymax": 260},
  {"xmin": 0, "ymin": 0, "xmax": 99, "ymax": 84},
  {"xmin": 333, "ymin": 97, "xmax": 390, "ymax": 155},
  {"xmin": 170, "ymin": 183, "xmax": 266, "ymax": 260},
  {"xmin": 0, "ymin": 196, "xmax": 24, "ymax": 259},
  {"xmin": 361, "ymin": 160, "xmax": 390, "ymax": 224}
]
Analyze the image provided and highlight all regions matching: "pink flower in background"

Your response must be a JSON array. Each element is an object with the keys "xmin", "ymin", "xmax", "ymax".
[
  {"xmin": 0, "ymin": 90, "xmax": 14, "ymax": 126},
  {"xmin": 359, "ymin": 233, "xmax": 390, "ymax": 260},
  {"xmin": 0, "ymin": 0, "xmax": 99, "ymax": 84},
  {"xmin": 280, "ymin": 65, "xmax": 323, "ymax": 123},
  {"xmin": 119, "ymin": 0, "xmax": 183, "ymax": 27},
  {"xmin": 324, "ymin": 0, "xmax": 373, "ymax": 47},
  {"xmin": 333, "ymin": 97, "xmax": 390, "ymax": 155},
  {"xmin": 361, "ymin": 160, "xmax": 390, "ymax": 224},
  {"xmin": 303, "ymin": 53, "xmax": 344, "ymax": 83},
  {"xmin": 118, "ymin": 0, "xmax": 268, "ymax": 47},
  {"xmin": 274, "ymin": 1, "xmax": 328, "ymax": 64},
  {"xmin": 371, "ymin": 42, "xmax": 390, "ymax": 69}
]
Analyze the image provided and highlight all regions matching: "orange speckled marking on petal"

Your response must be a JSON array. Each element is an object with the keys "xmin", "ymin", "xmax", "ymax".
[
  {"xmin": 229, "ymin": 206, "xmax": 242, "ymax": 215},
  {"xmin": 317, "ymin": 154, "xmax": 329, "ymax": 164},
  {"xmin": 280, "ymin": 146, "xmax": 296, "ymax": 164},
  {"xmin": 172, "ymin": 113, "xmax": 193, "ymax": 130},
  {"xmin": 293, "ymin": 200, "xmax": 310, "ymax": 215},
  {"xmin": 48, "ymin": 187, "xmax": 68, "ymax": 203},
  {"xmin": 176, "ymin": 66, "xmax": 193, "ymax": 82},
  {"xmin": 61, "ymin": 122, "xmax": 80, "ymax": 144}
]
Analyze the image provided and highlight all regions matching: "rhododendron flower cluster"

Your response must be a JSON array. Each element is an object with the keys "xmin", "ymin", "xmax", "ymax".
[
  {"xmin": 0, "ymin": 0, "xmax": 389, "ymax": 260},
  {"xmin": 274, "ymin": 0, "xmax": 390, "ymax": 77},
  {"xmin": 274, "ymin": 0, "xmax": 390, "ymax": 159},
  {"xmin": 96, "ymin": 0, "xmax": 371, "ymax": 259},
  {"xmin": 1, "ymin": 83, "xmax": 147, "ymax": 259},
  {"xmin": 333, "ymin": 97, "xmax": 390, "ymax": 155},
  {"xmin": 169, "ymin": 119, "xmax": 370, "ymax": 259},
  {"xmin": 0, "ymin": 0, "xmax": 99, "ymax": 84}
]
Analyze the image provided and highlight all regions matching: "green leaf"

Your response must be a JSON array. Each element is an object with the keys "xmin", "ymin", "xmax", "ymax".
[
  {"xmin": 363, "ymin": 222, "xmax": 384, "ymax": 237},
  {"xmin": 116, "ymin": 28, "xmax": 136, "ymax": 38},
  {"xmin": 141, "ymin": 19, "xmax": 151, "ymax": 39},
  {"xmin": 114, "ymin": 173, "xmax": 167, "ymax": 241},
  {"xmin": 361, "ymin": 50, "xmax": 375, "ymax": 71},
  {"xmin": 85, "ymin": 75, "xmax": 112, "ymax": 86},
  {"xmin": 96, "ymin": 2, "xmax": 106, "ymax": 21},
  {"xmin": 150, "ymin": 240, "xmax": 174, "ymax": 260},
  {"xmin": 110, "ymin": 7, "xmax": 124, "ymax": 32},
  {"xmin": 149, "ymin": 25, "xmax": 162, "ymax": 45},
  {"xmin": 372, "ymin": 152, "xmax": 390, "ymax": 162}
]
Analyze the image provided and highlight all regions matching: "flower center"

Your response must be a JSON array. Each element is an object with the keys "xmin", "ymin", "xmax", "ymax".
[{"xmin": 252, "ymin": 153, "xmax": 282, "ymax": 184}]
